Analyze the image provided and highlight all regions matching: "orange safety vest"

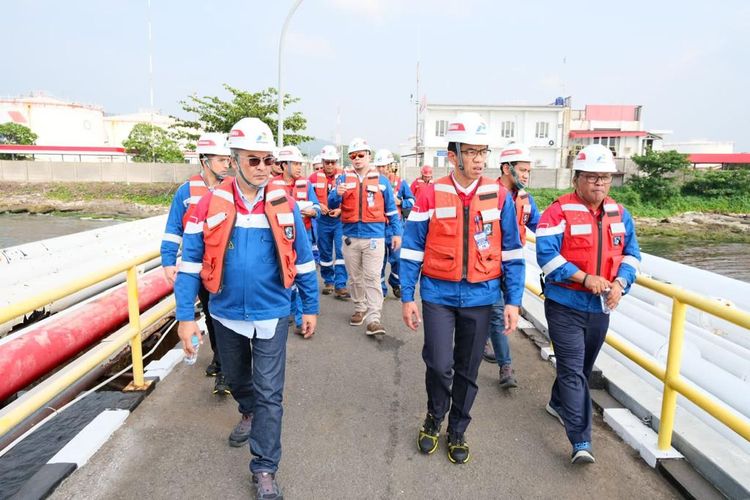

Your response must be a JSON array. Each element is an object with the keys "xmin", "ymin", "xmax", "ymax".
[
  {"xmin": 422, "ymin": 176, "xmax": 505, "ymax": 283},
  {"xmin": 557, "ymin": 192, "xmax": 625, "ymax": 292},
  {"xmin": 515, "ymin": 189, "xmax": 531, "ymax": 245},
  {"xmin": 341, "ymin": 169, "xmax": 386, "ymax": 224},
  {"xmin": 313, "ymin": 168, "xmax": 342, "ymax": 211},
  {"xmin": 182, "ymin": 175, "xmax": 209, "ymax": 227},
  {"xmin": 200, "ymin": 178, "xmax": 298, "ymax": 293},
  {"xmin": 271, "ymin": 175, "xmax": 313, "ymax": 229}
]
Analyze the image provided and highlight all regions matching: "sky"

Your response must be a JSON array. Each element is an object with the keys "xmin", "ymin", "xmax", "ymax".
[{"xmin": 3, "ymin": 0, "xmax": 750, "ymax": 151}]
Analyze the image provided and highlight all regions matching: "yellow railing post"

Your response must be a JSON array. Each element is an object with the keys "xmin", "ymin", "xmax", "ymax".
[
  {"xmin": 657, "ymin": 298, "xmax": 688, "ymax": 450},
  {"xmin": 126, "ymin": 266, "xmax": 147, "ymax": 390}
]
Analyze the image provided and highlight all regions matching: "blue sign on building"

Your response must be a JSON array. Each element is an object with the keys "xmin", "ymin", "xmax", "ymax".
[{"xmin": 436, "ymin": 150, "xmax": 448, "ymax": 157}]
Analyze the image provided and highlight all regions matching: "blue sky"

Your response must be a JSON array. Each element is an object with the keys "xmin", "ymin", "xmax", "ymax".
[{"xmin": 3, "ymin": 0, "xmax": 749, "ymax": 150}]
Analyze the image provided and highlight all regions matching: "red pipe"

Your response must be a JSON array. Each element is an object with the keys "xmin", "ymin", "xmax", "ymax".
[{"xmin": 0, "ymin": 269, "xmax": 173, "ymax": 402}]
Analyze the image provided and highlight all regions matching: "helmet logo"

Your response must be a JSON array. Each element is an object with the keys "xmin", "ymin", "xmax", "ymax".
[
  {"xmin": 502, "ymin": 149, "xmax": 521, "ymax": 157},
  {"xmin": 448, "ymin": 123, "xmax": 465, "ymax": 132},
  {"xmin": 197, "ymin": 139, "xmax": 215, "ymax": 146},
  {"xmin": 230, "ymin": 129, "xmax": 245, "ymax": 137},
  {"xmin": 577, "ymin": 152, "xmax": 586, "ymax": 160},
  {"xmin": 256, "ymin": 132, "xmax": 270, "ymax": 143},
  {"xmin": 475, "ymin": 123, "xmax": 487, "ymax": 134}
]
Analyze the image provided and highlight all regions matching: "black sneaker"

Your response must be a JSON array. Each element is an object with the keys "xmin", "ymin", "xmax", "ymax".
[
  {"xmin": 482, "ymin": 340, "xmax": 496, "ymax": 363},
  {"xmin": 392, "ymin": 286, "xmax": 401, "ymax": 299},
  {"xmin": 446, "ymin": 430, "xmax": 470, "ymax": 464},
  {"xmin": 417, "ymin": 414, "xmax": 441, "ymax": 454},
  {"xmin": 213, "ymin": 373, "xmax": 231, "ymax": 395},
  {"xmin": 252, "ymin": 472, "xmax": 283, "ymax": 500},
  {"xmin": 205, "ymin": 360, "xmax": 220, "ymax": 377},
  {"xmin": 228, "ymin": 413, "xmax": 253, "ymax": 447}
]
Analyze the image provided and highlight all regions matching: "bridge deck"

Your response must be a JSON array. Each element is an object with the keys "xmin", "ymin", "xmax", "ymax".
[{"xmin": 51, "ymin": 292, "xmax": 677, "ymax": 499}]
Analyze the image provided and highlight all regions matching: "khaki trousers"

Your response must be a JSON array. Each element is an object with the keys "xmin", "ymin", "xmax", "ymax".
[{"xmin": 342, "ymin": 237, "xmax": 386, "ymax": 324}]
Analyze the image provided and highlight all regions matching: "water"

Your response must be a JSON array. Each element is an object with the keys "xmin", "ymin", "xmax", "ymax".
[
  {"xmin": 639, "ymin": 236, "xmax": 750, "ymax": 283},
  {"xmin": 0, "ymin": 213, "xmax": 123, "ymax": 248}
]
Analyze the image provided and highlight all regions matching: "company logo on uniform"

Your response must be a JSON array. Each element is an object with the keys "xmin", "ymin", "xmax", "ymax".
[
  {"xmin": 613, "ymin": 235, "xmax": 622, "ymax": 246},
  {"xmin": 483, "ymin": 223, "xmax": 493, "ymax": 235},
  {"xmin": 284, "ymin": 226, "xmax": 295, "ymax": 240}
]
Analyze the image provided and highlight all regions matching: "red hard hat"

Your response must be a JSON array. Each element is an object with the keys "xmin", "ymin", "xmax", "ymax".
[{"xmin": 420, "ymin": 165, "xmax": 433, "ymax": 176}]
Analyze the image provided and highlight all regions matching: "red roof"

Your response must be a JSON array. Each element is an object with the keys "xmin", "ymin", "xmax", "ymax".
[
  {"xmin": 0, "ymin": 145, "xmax": 127, "ymax": 155},
  {"xmin": 569, "ymin": 130, "xmax": 647, "ymax": 138},
  {"xmin": 687, "ymin": 153, "xmax": 750, "ymax": 164}
]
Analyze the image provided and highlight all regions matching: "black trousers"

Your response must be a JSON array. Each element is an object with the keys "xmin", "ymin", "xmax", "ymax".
[
  {"xmin": 197, "ymin": 285, "xmax": 220, "ymax": 369},
  {"xmin": 421, "ymin": 300, "xmax": 492, "ymax": 434}
]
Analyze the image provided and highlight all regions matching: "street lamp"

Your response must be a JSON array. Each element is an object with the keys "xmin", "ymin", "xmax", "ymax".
[{"xmin": 277, "ymin": 0, "xmax": 305, "ymax": 147}]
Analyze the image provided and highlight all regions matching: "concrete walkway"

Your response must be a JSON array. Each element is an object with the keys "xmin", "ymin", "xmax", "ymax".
[{"xmin": 51, "ymin": 291, "xmax": 677, "ymax": 499}]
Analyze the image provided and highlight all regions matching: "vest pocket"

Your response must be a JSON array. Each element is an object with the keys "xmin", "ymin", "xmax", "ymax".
[
  {"xmin": 424, "ymin": 244, "xmax": 457, "ymax": 273},
  {"xmin": 474, "ymin": 246, "xmax": 502, "ymax": 275},
  {"xmin": 608, "ymin": 254, "xmax": 624, "ymax": 280}
]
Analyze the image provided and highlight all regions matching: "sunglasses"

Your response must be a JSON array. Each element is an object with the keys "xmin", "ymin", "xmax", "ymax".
[
  {"xmin": 324, "ymin": 160, "xmax": 337, "ymax": 165},
  {"xmin": 237, "ymin": 155, "xmax": 275, "ymax": 167},
  {"xmin": 348, "ymin": 152, "xmax": 366, "ymax": 160}
]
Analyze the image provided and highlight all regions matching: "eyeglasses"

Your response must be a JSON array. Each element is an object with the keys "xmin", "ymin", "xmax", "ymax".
[
  {"xmin": 581, "ymin": 174, "xmax": 613, "ymax": 184},
  {"xmin": 460, "ymin": 148, "xmax": 491, "ymax": 158},
  {"xmin": 324, "ymin": 160, "xmax": 337, "ymax": 165},
  {"xmin": 348, "ymin": 152, "xmax": 367, "ymax": 160},
  {"xmin": 235, "ymin": 155, "xmax": 275, "ymax": 168}
]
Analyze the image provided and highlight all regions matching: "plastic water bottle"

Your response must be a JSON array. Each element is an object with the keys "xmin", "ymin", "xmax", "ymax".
[
  {"xmin": 600, "ymin": 289, "xmax": 612, "ymax": 315},
  {"xmin": 183, "ymin": 334, "xmax": 200, "ymax": 365}
]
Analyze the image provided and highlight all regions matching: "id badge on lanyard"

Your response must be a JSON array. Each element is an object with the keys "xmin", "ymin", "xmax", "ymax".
[{"xmin": 473, "ymin": 215, "xmax": 490, "ymax": 251}]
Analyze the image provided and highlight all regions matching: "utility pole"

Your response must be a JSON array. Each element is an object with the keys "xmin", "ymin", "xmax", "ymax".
[
  {"xmin": 277, "ymin": 0, "xmax": 304, "ymax": 147},
  {"xmin": 147, "ymin": 0, "xmax": 155, "ymax": 163}
]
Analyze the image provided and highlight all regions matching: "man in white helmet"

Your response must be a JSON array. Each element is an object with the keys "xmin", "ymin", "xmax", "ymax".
[
  {"xmin": 482, "ymin": 144, "xmax": 541, "ymax": 389},
  {"xmin": 311, "ymin": 154, "xmax": 323, "ymax": 172},
  {"xmin": 308, "ymin": 154, "xmax": 324, "ymax": 265},
  {"xmin": 174, "ymin": 117, "xmax": 318, "ymax": 499},
  {"xmin": 373, "ymin": 148, "xmax": 415, "ymax": 298},
  {"xmin": 328, "ymin": 138, "xmax": 402, "ymax": 336},
  {"xmin": 161, "ymin": 132, "xmax": 231, "ymax": 395},
  {"xmin": 536, "ymin": 143, "xmax": 640, "ymax": 464},
  {"xmin": 400, "ymin": 112, "xmax": 525, "ymax": 464},
  {"xmin": 270, "ymin": 145, "xmax": 321, "ymax": 336},
  {"xmin": 312, "ymin": 145, "xmax": 349, "ymax": 299}
]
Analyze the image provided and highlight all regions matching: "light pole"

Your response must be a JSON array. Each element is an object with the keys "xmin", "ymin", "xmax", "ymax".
[{"xmin": 277, "ymin": 0, "xmax": 304, "ymax": 147}]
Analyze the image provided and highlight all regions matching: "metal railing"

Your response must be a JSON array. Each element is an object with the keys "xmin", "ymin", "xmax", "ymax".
[
  {"xmin": 0, "ymin": 249, "xmax": 175, "ymax": 437},
  {"xmin": 524, "ymin": 233, "xmax": 750, "ymax": 449}
]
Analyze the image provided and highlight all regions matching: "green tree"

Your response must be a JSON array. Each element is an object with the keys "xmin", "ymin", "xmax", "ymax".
[
  {"xmin": 123, "ymin": 123, "xmax": 185, "ymax": 163},
  {"xmin": 628, "ymin": 149, "xmax": 690, "ymax": 202},
  {"xmin": 0, "ymin": 123, "xmax": 38, "ymax": 160},
  {"xmin": 171, "ymin": 84, "xmax": 313, "ymax": 146}
]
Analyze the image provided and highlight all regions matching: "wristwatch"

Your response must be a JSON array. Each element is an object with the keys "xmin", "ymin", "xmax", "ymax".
[{"xmin": 614, "ymin": 277, "xmax": 627, "ymax": 289}]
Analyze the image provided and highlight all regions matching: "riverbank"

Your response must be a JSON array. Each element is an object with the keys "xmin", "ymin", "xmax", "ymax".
[{"xmin": 2, "ymin": 182, "xmax": 749, "ymax": 241}]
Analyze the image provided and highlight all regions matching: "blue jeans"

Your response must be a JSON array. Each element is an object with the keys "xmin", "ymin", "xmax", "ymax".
[
  {"xmin": 488, "ymin": 293, "xmax": 512, "ymax": 366},
  {"xmin": 213, "ymin": 318, "xmax": 289, "ymax": 474},
  {"xmin": 545, "ymin": 298, "xmax": 609, "ymax": 445},
  {"xmin": 317, "ymin": 220, "xmax": 347, "ymax": 289},
  {"xmin": 381, "ymin": 236, "xmax": 401, "ymax": 295}
]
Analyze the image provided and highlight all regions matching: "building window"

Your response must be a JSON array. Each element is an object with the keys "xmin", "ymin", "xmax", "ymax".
[
  {"xmin": 501, "ymin": 121, "xmax": 515, "ymax": 138},
  {"xmin": 435, "ymin": 120, "xmax": 448, "ymax": 137},
  {"xmin": 593, "ymin": 136, "xmax": 620, "ymax": 156},
  {"xmin": 535, "ymin": 121, "xmax": 549, "ymax": 139}
]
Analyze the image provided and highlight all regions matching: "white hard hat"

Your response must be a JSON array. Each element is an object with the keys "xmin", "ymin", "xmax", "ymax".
[
  {"xmin": 573, "ymin": 144, "xmax": 617, "ymax": 173},
  {"xmin": 276, "ymin": 145, "xmax": 305, "ymax": 163},
  {"xmin": 320, "ymin": 145, "xmax": 340, "ymax": 161},
  {"xmin": 373, "ymin": 148, "xmax": 394, "ymax": 167},
  {"xmin": 445, "ymin": 112, "xmax": 490, "ymax": 146},
  {"xmin": 499, "ymin": 144, "xmax": 532, "ymax": 164},
  {"xmin": 312, "ymin": 154, "xmax": 323, "ymax": 165},
  {"xmin": 196, "ymin": 132, "xmax": 230, "ymax": 156},
  {"xmin": 227, "ymin": 117, "xmax": 275, "ymax": 153},
  {"xmin": 348, "ymin": 137, "xmax": 371, "ymax": 153}
]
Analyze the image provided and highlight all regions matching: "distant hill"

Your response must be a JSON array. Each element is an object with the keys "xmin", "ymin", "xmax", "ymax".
[{"xmin": 296, "ymin": 138, "xmax": 329, "ymax": 159}]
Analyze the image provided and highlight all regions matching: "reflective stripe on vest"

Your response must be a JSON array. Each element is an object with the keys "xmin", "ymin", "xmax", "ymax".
[
  {"xmin": 182, "ymin": 175, "xmax": 209, "ymax": 227},
  {"xmin": 422, "ymin": 176, "xmax": 504, "ymax": 283},
  {"xmin": 556, "ymin": 192, "xmax": 625, "ymax": 293},
  {"xmin": 341, "ymin": 169, "xmax": 386, "ymax": 223},
  {"xmin": 515, "ymin": 189, "xmax": 531, "ymax": 245},
  {"xmin": 200, "ymin": 178, "xmax": 298, "ymax": 293}
]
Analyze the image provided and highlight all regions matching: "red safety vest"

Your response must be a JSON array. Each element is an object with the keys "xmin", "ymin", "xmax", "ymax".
[
  {"xmin": 515, "ymin": 189, "xmax": 531, "ymax": 245},
  {"xmin": 422, "ymin": 176, "xmax": 505, "ymax": 283},
  {"xmin": 389, "ymin": 173, "xmax": 405, "ymax": 217},
  {"xmin": 200, "ymin": 178, "xmax": 298, "ymax": 293},
  {"xmin": 341, "ymin": 169, "xmax": 386, "ymax": 224},
  {"xmin": 557, "ymin": 192, "xmax": 626, "ymax": 292},
  {"xmin": 410, "ymin": 178, "xmax": 430, "ymax": 200},
  {"xmin": 182, "ymin": 175, "xmax": 209, "ymax": 227},
  {"xmin": 312, "ymin": 168, "xmax": 342, "ymax": 211},
  {"xmin": 271, "ymin": 175, "xmax": 313, "ymax": 229}
]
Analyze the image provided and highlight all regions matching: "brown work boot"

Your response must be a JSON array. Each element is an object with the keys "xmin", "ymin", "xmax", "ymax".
[
  {"xmin": 294, "ymin": 325, "xmax": 303, "ymax": 336},
  {"xmin": 350, "ymin": 311, "xmax": 365, "ymax": 326},
  {"xmin": 322, "ymin": 283, "xmax": 334, "ymax": 295},
  {"xmin": 366, "ymin": 321, "xmax": 385, "ymax": 336},
  {"xmin": 335, "ymin": 287, "xmax": 351, "ymax": 300}
]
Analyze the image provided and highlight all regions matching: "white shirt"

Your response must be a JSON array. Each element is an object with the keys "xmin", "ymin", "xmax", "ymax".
[{"xmin": 450, "ymin": 172, "xmax": 479, "ymax": 195}]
